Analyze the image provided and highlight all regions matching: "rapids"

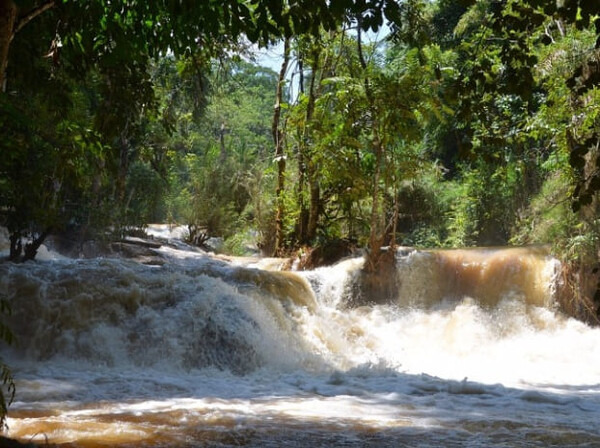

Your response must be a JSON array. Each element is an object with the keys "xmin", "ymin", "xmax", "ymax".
[{"xmin": 1, "ymin": 237, "xmax": 600, "ymax": 447}]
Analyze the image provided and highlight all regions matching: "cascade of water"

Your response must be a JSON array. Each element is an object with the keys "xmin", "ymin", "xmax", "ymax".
[
  {"xmin": 394, "ymin": 246, "xmax": 560, "ymax": 308},
  {"xmin": 0, "ymin": 245, "xmax": 571, "ymax": 377},
  {"xmin": 2, "ymin": 243, "xmax": 600, "ymax": 447}
]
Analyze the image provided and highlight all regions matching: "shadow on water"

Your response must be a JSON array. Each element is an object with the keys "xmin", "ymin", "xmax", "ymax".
[{"xmin": 7, "ymin": 364, "xmax": 600, "ymax": 447}]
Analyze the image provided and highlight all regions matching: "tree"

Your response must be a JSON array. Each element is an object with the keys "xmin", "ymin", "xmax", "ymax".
[
  {"xmin": 272, "ymin": 37, "xmax": 290, "ymax": 255},
  {"xmin": 287, "ymin": 29, "xmax": 341, "ymax": 247},
  {"xmin": 0, "ymin": 33, "xmax": 108, "ymax": 260},
  {"xmin": 0, "ymin": 0, "xmax": 404, "ymax": 90},
  {"xmin": 0, "ymin": 0, "xmax": 405, "ymax": 261},
  {"xmin": 449, "ymin": 0, "xmax": 600, "ymax": 211},
  {"xmin": 157, "ymin": 57, "xmax": 279, "ymax": 252},
  {"xmin": 0, "ymin": 0, "xmax": 55, "ymax": 89}
]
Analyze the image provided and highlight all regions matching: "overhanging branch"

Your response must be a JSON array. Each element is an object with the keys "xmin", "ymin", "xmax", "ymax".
[{"xmin": 13, "ymin": 0, "xmax": 55, "ymax": 36}]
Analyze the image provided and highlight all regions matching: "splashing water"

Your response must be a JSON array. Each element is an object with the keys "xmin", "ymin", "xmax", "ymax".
[{"xmin": 1, "ymin": 244, "xmax": 600, "ymax": 447}]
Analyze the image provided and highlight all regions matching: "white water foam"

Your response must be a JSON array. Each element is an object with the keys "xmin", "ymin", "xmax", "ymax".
[{"xmin": 2, "ymin": 246, "xmax": 600, "ymax": 446}]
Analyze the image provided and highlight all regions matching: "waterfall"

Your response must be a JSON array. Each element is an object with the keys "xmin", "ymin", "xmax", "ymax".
[{"xmin": 1, "ymin": 243, "xmax": 599, "ymax": 447}]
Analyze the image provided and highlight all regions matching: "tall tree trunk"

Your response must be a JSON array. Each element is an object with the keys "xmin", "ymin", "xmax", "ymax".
[
  {"xmin": 306, "ymin": 180, "xmax": 320, "ymax": 241},
  {"xmin": 0, "ymin": 0, "xmax": 17, "ymax": 91},
  {"xmin": 365, "ymin": 130, "xmax": 385, "ymax": 270},
  {"xmin": 219, "ymin": 122, "xmax": 227, "ymax": 162},
  {"xmin": 303, "ymin": 44, "xmax": 321, "ymax": 243},
  {"xmin": 296, "ymin": 54, "xmax": 309, "ymax": 244},
  {"xmin": 352, "ymin": 24, "xmax": 398, "ymax": 304},
  {"xmin": 117, "ymin": 129, "xmax": 130, "ymax": 204},
  {"xmin": 272, "ymin": 37, "xmax": 290, "ymax": 255},
  {"xmin": 357, "ymin": 24, "xmax": 385, "ymax": 272}
]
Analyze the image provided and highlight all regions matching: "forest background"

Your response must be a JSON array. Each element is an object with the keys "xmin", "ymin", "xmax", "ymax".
[{"xmin": 3, "ymin": 1, "xmax": 600, "ymax": 306}]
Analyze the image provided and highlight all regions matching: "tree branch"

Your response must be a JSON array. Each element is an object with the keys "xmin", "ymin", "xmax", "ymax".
[{"xmin": 14, "ymin": 0, "xmax": 55, "ymax": 36}]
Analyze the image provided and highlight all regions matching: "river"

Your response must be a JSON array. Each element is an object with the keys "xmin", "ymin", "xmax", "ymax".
[{"xmin": 1, "ymin": 236, "xmax": 599, "ymax": 447}]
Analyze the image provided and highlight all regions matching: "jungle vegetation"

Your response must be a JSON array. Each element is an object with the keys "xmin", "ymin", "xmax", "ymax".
[{"xmin": 3, "ymin": 0, "xmax": 600, "ymax": 426}]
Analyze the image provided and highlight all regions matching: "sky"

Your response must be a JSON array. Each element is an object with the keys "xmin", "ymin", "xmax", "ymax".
[{"xmin": 253, "ymin": 24, "xmax": 391, "ymax": 101}]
